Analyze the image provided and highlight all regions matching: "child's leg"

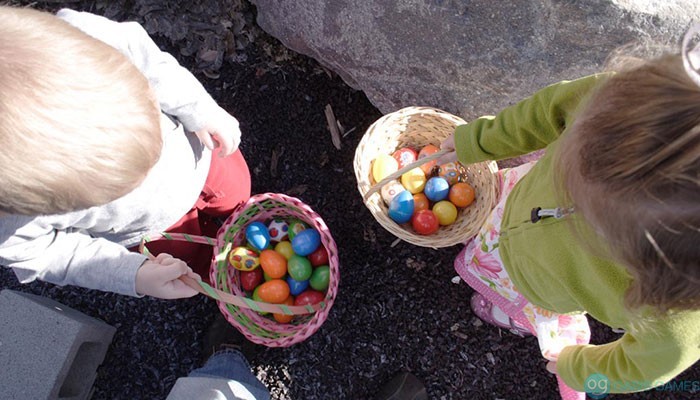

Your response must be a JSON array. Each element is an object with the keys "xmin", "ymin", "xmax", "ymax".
[{"xmin": 198, "ymin": 149, "xmax": 252, "ymax": 217}]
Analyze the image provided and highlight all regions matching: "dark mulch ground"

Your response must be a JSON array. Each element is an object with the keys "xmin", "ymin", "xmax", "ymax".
[{"xmin": 1, "ymin": 1, "xmax": 697, "ymax": 399}]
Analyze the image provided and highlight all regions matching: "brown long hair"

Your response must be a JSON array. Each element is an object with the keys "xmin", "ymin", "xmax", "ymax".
[{"xmin": 556, "ymin": 54, "xmax": 700, "ymax": 313}]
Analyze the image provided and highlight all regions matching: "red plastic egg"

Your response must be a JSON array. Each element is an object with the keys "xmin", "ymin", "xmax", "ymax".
[
  {"xmin": 412, "ymin": 209, "xmax": 440, "ymax": 235},
  {"xmin": 392, "ymin": 147, "xmax": 418, "ymax": 169},
  {"xmin": 294, "ymin": 289, "xmax": 326, "ymax": 306},
  {"xmin": 240, "ymin": 268, "xmax": 263, "ymax": 292},
  {"xmin": 308, "ymin": 245, "xmax": 329, "ymax": 266}
]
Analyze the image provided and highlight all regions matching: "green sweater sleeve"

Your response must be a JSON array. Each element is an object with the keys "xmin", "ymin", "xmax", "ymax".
[
  {"xmin": 454, "ymin": 74, "xmax": 607, "ymax": 163},
  {"xmin": 557, "ymin": 310, "xmax": 700, "ymax": 393}
]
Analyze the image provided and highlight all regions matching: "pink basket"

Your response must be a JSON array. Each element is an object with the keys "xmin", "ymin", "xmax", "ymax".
[
  {"xmin": 141, "ymin": 193, "xmax": 339, "ymax": 347},
  {"xmin": 210, "ymin": 193, "xmax": 339, "ymax": 347}
]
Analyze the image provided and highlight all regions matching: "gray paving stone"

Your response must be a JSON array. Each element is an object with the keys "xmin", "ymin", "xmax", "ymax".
[{"xmin": 0, "ymin": 290, "xmax": 115, "ymax": 400}]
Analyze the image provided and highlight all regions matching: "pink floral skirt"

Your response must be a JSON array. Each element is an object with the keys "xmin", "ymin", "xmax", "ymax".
[{"xmin": 454, "ymin": 161, "xmax": 589, "ymax": 399}]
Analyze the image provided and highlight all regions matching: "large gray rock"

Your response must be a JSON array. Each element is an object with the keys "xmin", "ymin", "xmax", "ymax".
[{"xmin": 250, "ymin": 0, "xmax": 699, "ymax": 118}]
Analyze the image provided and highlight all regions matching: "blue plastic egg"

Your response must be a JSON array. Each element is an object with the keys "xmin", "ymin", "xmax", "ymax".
[
  {"xmin": 245, "ymin": 222, "xmax": 271, "ymax": 251},
  {"xmin": 388, "ymin": 190, "xmax": 414, "ymax": 224},
  {"xmin": 291, "ymin": 229, "xmax": 321, "ymax": 256},
  {"xmin": 424, "ymin": 177, "xmax": 450, "ymax": 202},
  {"xmin": 286, "ymin": 276, "xmax": 310, "ymax": 296}
]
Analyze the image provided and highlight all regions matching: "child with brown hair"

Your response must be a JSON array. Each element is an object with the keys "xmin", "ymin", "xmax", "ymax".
[
  {"xmin": 439, "ymin": 25, "xmax": 700, "ymax": 398},
  {"xmin": 0, "ymin": 6, "xmax": 251, "ymax": 299}
]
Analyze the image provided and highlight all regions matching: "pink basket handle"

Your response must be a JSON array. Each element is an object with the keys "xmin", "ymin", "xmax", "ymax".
[
  {"xmin": 139, "ymin": 232, "xmax": 328, "ymax": 315},
  {"xmin": 363, "ymin": 148, "xmax": 449, "ymax": 201}
]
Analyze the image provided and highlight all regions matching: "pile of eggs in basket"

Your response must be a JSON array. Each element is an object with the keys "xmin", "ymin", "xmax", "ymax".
[
  {"xmin": 372, "ymin": 144, "xmax": 476, "ymax": 235},
  {"xmin": 227, "ymin": 218, "xmax": 329, "ymax": 324}
]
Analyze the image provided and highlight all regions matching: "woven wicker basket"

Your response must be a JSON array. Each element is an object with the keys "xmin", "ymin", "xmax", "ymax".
[
  {"xmin": 354, "ymin": 106, "xmax": 498, "ymax": 248},
  {"xmin": 141, "ymin": 193, "xmax": 339, "ymax": 347},
  {"xmin": 212, "ymin": 193, "xmax": 339, "ymax": 347}
]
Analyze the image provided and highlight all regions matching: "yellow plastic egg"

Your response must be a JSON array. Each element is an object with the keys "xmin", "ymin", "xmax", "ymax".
[
  {"xmin": 400, "ymin": 168, "xmax": 427, "ymax": 194},
  {"xmin": 372, "ymin": 154, "xmax": 399, "ymax": 183},
  {"xmin": 274, "ymin": 241, "xmax": 295, "ymax": 260},
  {"xmin": 432, "ymin": 200, "xmax": 458, "ymax": 225},
  {"xmin": 228, "ymin": 246, "xmax": 260, "ymax": 271}
]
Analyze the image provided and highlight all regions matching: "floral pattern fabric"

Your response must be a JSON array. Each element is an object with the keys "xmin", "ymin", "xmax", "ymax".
[{"xmin": 455, "ymin": 161, "xmax": 590, "ymax": 361}]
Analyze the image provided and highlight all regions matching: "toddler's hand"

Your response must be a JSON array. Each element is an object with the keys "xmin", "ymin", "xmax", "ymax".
[
  {"xmin": 135, "ymin": 253, "xmax": 202, "ymax": 299},
  {"xmin": 194, "ymin": 109, "xmax": 241, "ymax": 158},
  {"xmin": 438, "ymin": 133, "xmax": 459, "ymax": 164}
]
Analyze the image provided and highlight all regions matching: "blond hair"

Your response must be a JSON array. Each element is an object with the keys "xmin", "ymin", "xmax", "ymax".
[
  {"xmin": 557, "ymin": 53, "xmax": 700, "ymax": 313},
  {"xmin": 0, "ymin": 6, "xmax": 162, "ymax": 215}
]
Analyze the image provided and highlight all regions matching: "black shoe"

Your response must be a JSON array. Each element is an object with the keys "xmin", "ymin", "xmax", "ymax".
[
  {"xmin": 202, "ymin": 314, "xmax": 259, "ymax": 362},
  {"xmin": 375, "ymin": 372, "xmax": 428, "ymax": 400}
]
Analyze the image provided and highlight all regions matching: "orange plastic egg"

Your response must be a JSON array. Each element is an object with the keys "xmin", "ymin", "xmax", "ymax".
[
  {"xmin": 259, "ymin": 249, "xmax": 287, "ymax": 279},
  {"xmin": 273, "ymin": 295, "xmax": 295, "ymax": 324},
  {"xmin": 449, "ymin": 182, "xmax": 476, "ymax": 208},
  {"xmin": 413, "ymin": 193, "xmax": 430, "ymax": 213},
  {"xmin": 418, "ymin": 144, "xmax": 440, "ymax": 175},
  {"xmin": 257, "ymin": 279, "xmax": 290, "ymax": 303}
]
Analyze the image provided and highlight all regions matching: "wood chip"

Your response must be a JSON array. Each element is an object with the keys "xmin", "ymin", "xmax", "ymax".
[
  {"xmin": 270, "ymin": 146, "xmax": 284, "ymax": 177},
  {"xmin": 324, "ymin": 104, "xmax": 342, "ymax": 150}
]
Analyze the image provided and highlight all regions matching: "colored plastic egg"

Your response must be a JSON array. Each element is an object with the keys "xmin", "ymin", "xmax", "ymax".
[
  {"xmin": 392, "ymin": 147, "xmax": 418, "ymax": 169},
  {"xmin": 240, "ymin": 268, "xmax": 263, "ymax": 292},
  {"xmin": 432, "ymin": 200, "xmax": 458, "ymax": 225},
  {"xmin": 309, "ymin": 265, "xmax": 330, "ymax": 291},
  {"xmin": 274, "ymin": 241, "xmax": 295, "ymax": 260},
  {"xmin": 372, "ymin": 154, "xmax": 399, "ymax": 183},
  {"xmin": 287, "ymin": 255, "xmax": 313, "ymax": 281},
  {"xmin": 291, "ymin": 229, "xmax": 321, "ymax": 256},
  {"xmin": 411, "ymin": 209, "xmax": 440, "ymax": 235},
  {"xmin": 252, "ymin": 287, "xmax": 269, "ymax": 315},
  {"xmin": 267, "ymin": 218, "xmax": 289, "ymax": 242},
  {"xmin": 257, "ymin": 279, "xmax": 290, "ymax": 303},
  {"xmin": 424, "ymin": 177, "xmax": 450, "ymax": 202},
  {"xmin": 259, "ymin": 249, "xmax": 287, "ymax": 279},
  {"xmin": 380, "ymin": 179, "xmax": 405, "ymax": 205},
  {"xmin": 273, "ymin": 296, "xmax": 295, "ymax": 324},
  {"xmin": 388, "ymin": 190, "xmax": 414, "ymax": 224},
  {"xmin": 449, "ymin": 182, "xmax": 476, "ymax": 208},
  {"xmin": 286, "ymin": 275, "xmax": 310, "ymax": 296},
  {"xmin": 228, "ymin": 247, "xmax": 260, "ymax": 271},
  {"xmin": 413, "ymin": 193, "xmax": 430, "ymax": 214},
  {"xmin": 294, "ymin": 289, "xmax": 326, "ymax": 306},
  {"xmin": 245, "ymin": 222, "xmax": 270, "ymax": 251},
  {"xmin": 418, "ymin": 144, "xmax": 440, "ymax": 175},
  {"xmin": 438, "ymin": 162, "xmax": 462, "ymax": 186},
  {"xmin": 287, "ymin": 219, "xmax": 308, "ymax": 241},
  {"xmin": 308, "ymin": 245, "xmax": 329, "ymax": 267},
  {"xmin": 400, "ymin": 168, "xmax": 427, "ymax": 194}
]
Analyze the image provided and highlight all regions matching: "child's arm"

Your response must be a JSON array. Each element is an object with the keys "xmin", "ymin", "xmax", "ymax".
[
  {"xmin": 0, "ymin": 215, "xmax": 198, "ymax": 299},
  {"xmin": 557, "ymin": 311, "xmax": 700, "ymax": 393},
  {"xmin": 56, "ymin": 9, "xmax": 240, "ymax": 156},
  {"xmin": 444, "ymin": 74, "xmax": 607, "ymax": 164}
]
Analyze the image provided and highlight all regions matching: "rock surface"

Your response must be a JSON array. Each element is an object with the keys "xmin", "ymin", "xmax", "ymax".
[{"xmin": 251, "ymin": 0, "xmax": 700, "ymax": 118}]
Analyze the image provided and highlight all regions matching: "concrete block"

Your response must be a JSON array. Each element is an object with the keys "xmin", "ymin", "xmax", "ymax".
[{"xmin": 0, "ymin": 290, "xmax": 116, "ymax": 400}]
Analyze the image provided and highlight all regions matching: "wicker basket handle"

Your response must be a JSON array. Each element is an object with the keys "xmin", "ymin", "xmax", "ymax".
[
  {"xmin": 363, "ymin": 148, "xmax": 450, "ymax": 201},
  {"xmin": 139, "ymin": 233, "xmax": 327, "ymax": 315}
]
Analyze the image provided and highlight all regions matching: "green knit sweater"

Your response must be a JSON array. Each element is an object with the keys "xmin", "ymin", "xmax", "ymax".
[{"xmin": 453, "ymin": 75, "xmax": 700, "ymax": 393}]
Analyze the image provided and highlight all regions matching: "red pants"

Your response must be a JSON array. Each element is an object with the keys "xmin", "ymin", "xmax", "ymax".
[{"xmin": 135, "ymin": 150, "xmax": 251, "ymax": 281}]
